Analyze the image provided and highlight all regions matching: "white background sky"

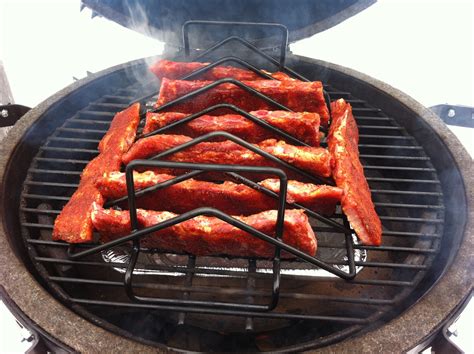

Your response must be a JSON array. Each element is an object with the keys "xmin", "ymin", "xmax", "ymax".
[{"xmin": 292, "ymin": 0, "xmax": 473, "ymax": 107}]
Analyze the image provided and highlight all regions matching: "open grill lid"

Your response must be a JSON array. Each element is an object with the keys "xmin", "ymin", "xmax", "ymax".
[{"xmin": 80, "ymin": 0, "xmax": 376, "ymax": 48}]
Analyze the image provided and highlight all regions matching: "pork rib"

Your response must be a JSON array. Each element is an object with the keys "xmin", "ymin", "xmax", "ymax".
[
  {"xmin": 150, "ymin": 59, "xmax": 293, "ymax": 81},
  {"xmin": 328, "ymin": 99, "xmax": 382, "ymax": 246},
  {"xmin": 143, "ymin": 110, "xmax": 321, "ymax": 146},
  {"xmin": 96, "ymin": 171, "xmax": 342, "ymax": 215},
  {"xmin": 122, "ymin": 134, "xmax": 333, "ymax": 179},
  {"xmin": 155, "ymin": 78, "xmax": 330, "ymax": 127},
  {"xmin": 52, "ymin": 103, "xmax": 141, "ymax": 243},
  {"xmin": 91, "ymin": 204, "xmax": 317, "ymax": 258}
]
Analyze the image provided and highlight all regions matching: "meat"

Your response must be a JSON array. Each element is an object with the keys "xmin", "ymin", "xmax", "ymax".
[
  {"xmin": 143, "ymin": 110, "xmax": 321, "ymax": 146},
  {"xmin": 155, "ymin": 78, "xmax": 330, "ymax": 127},
  {"xmin": 150, "ymin": 59, "xmax": 293, "ymax": 81},
  {"xmin": 52, "ymin": 103, "xmax": 141, "ymax": 243},
  {"xmin": 96, "ymin": 171, "xmax": 342, "ymax": 215},
  {"xmin": 259, "ymin": 179, "xmax": 342, "ymax": 215},
  {"xmin": 98, "ymin": 102, "xmax": 142, "ymax": 154},
  {"xmin": 328, "ymin": 99, "xmax": 382, "ymax": 246},
  {"xmin": 51, "ymin": 184, "xmax": 104, "ymax": 243},
  {"xmin": 121, "ymin": 134, "xmax": 333, "ymax": 179},
  {"xmin": 91, "ymin": 204, "xmax": 317, "ymax": 258}
]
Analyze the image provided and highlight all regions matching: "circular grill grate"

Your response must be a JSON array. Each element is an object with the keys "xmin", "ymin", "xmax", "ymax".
[{"xmin": 18, "ymin": 60, "xmax": 445, "ymax": 351}]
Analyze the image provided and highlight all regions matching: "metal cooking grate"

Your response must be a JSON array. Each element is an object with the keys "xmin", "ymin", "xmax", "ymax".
[
  {"xmin": 18, "ymin": 22, "xmax": 445, "ymax": 350},
  {"xmin": 19, "ymin": 78, "xmax": 444, "ymax": 336}
]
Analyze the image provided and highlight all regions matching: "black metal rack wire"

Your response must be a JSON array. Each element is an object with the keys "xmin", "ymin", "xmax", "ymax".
[
  {"xmin": 64, "ymin": 21, "xmax": 358, "ymax": 308},
  {"xmin": 136, "ymin": 20, "xmax": 332, "ymax": 116},
  {"xmin": 18, "ymin": 20, "xmax": 445, "ymax": 342}
]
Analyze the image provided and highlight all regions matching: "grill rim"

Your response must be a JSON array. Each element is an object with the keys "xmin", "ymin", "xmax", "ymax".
[{"xmin": 0, "ymin": 55, "xmax": 472, "ymax": 353}]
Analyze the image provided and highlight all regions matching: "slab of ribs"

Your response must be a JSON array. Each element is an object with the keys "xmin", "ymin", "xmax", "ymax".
[{"xmin": 52, "ymin": 59, "xmax": 382, "ymax": 259}]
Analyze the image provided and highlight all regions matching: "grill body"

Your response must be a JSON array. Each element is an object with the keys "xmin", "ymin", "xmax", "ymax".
[{"xmin": 0, "ymin": 55, "xmax": 471, "ymax": 352}]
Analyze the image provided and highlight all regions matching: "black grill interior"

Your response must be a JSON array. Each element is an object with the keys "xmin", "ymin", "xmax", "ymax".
[{"xmin": 15, "ymin": 55, "xmax": 446, "ymax": 351}]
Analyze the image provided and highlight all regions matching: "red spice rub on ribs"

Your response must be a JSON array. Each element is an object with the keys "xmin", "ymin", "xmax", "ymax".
[
  {"xmin": 150, "ymin": 59, "xmax": 293, "ymax": 81},
  {"xmin": 122, "ymin": 134, "xmax": 333, "ymax": 179},
  {"xmin": 91, "ymin": 204, "xmax": 317, "ymax": 258},
  {"xmin": 96, "ymin": 171, "xmax": 342, "ymax": 216},
  {"xmin": 155, "ymin": 78, "xmax": 330, "ymax": 127},
  {"xmin": 143, "ymin": 110, "xmax": 321, "ymax": 146},
  {"xmin": 52, "ymin": 103, "xmax": 140, "ymax": 243},
  {"xmin": 328, "ymin": 99, "xmax": 382, "ymax": 246}
]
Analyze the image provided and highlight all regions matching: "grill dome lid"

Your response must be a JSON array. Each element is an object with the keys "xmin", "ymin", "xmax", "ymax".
[{"xmin": 80, "ymin": 0, "xmax": 375, "ymax": 49}]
